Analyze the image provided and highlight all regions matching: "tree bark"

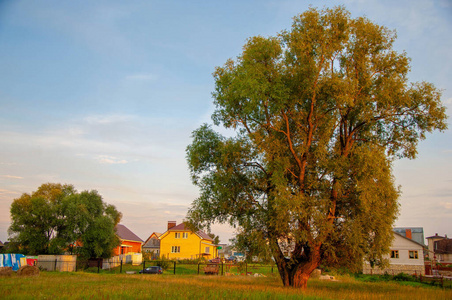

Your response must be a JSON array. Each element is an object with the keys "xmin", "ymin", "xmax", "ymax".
[{"xmin": 272, "ymin": 243, "xmax": 321, "ymax": 289}]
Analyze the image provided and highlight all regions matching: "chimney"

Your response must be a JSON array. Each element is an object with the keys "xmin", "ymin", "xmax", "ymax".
[
  {"xmin": 168, "ymin": 221, "xmax": 177, "ymax": 230},
  {"xmin": 405, "ymin": 229, "xmax": 412, "ymax": 240}
]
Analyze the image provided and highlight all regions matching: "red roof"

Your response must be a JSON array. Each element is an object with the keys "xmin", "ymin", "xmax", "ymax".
[
  {"xmin": 166, "ymin": 223, "xmax": 213, "ymax": 241},
  {"xmin": 115, "ymin": 224, "xmax": 144, "ymax": 243}
]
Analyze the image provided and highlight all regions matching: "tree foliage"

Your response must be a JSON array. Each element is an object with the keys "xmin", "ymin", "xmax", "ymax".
[
  {"xmin": 8, "ymin": 183, "xmax": 122, "ymax": 258},
  {"xmin": 186, "ymin": 6, "xmax": 447, "ymax": 288}
]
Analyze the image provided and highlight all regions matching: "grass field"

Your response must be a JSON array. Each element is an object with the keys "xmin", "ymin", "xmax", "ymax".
[{"xmin": 1, "ymin": 272, "xmax": 451, "ymax": 299}]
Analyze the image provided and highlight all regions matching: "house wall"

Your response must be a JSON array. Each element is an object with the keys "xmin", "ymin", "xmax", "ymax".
[
  {"xmin": 389, "ymin": 234, "xmax": 424, "ymax": 266},
  {"xmin": 113, "ymin": 240, "xmax": 142, "ymax": 256},
  {"xmin": 427, "ymin": 237, "xmax": 443, "ymax": 260},
  {"xmin": 142, "ymin": 236, "xmax": 160, "ymax": 254},
  {"xmin": 160, "ymin": 231, "xmax": 217, "ymax": 260}
]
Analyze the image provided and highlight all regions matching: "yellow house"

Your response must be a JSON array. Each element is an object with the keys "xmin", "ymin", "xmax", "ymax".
[{"xmin": 159, "ymin": 221, "xmax": 218, "ymax": 260}]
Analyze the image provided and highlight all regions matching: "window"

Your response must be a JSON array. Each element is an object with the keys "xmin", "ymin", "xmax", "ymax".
[
  {"xmin": 390, "ymin": 250, "xmax": 399, "ymax": 259},
  {"xmin": 175, "ymin": 233, "xmax": 180, "ymax": 239},
  {"xmin": 171, "ymin": 246, "xmax": 180, "ymax": 253},
  {"xmin": 205, "ymin": 247, "xmax": 210, "ymax": 253},
  {"xmin": 183, "ymin": 232, "xmax": 188, "ymax": 239},
  {"xmin": 409, "ymin": 251, "xmax": 418, "ymax": 259}
]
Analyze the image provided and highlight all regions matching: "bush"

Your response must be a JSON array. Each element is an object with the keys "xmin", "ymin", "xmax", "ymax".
[
  {"xmin": 154, "ymin": 257, "xmax": 171, "ymax": 270},
  {"xmin": 174, "ymin": 258, "xmax": 204, "ymax": 264},
  {"xmin": 393, "ymin": 273, "xmax": 414, "ymax": 282}
]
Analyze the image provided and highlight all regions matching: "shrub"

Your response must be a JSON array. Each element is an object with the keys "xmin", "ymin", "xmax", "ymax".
[
  {"xmin": 393, "ymin": 273, "xmax": 414, "ymax": 282},
  {"xmin": 155, "ymin": 257, "xmax": 171, "ymax": 270}
]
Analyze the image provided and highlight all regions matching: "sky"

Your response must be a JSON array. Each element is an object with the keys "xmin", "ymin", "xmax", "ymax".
[{"xmin": 0, "ymin": 0, "xmax": 451, "ymax": 245}]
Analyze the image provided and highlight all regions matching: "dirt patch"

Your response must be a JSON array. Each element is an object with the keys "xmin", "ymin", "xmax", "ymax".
[
  {"xmin": 17, "ymin": 265, "xmax": 40, "ymax": 276},
  {"xmin": 0, "ymin": 267, "xmax": 13, "ymax": 277}
]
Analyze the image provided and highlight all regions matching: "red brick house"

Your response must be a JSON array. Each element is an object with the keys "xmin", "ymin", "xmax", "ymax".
[{"xmin": 113, "ymin": 224, "xmax": 144, "ymax": 256}]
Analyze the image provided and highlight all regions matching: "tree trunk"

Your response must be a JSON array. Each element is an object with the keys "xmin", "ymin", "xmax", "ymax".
[
  {"xmin": 273, "ymin": 244, "xmax": 321, "ymax": 289},
  {"xmin": 291, "ymin": 257, "xmax": 321, "ymax": 289}
]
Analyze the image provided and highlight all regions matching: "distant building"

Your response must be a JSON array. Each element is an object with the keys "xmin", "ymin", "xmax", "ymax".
[
  {"xmin": 393, "ymin": 227, "xmax": 425, "ymax": 246},
  {"xmin": 113, "ymin": 224, "xmax": 144, "ymax": 256},
  {"xmin": 159, "ymin": 221, "xmax": 218, "ymax": 260},
  {"xmin": 142, "ymin": 232, "xmax": 162, "ymax": 259},
  {"xmin": 426, "ymin": 233, "xmax": 452, "ymax": 264}
]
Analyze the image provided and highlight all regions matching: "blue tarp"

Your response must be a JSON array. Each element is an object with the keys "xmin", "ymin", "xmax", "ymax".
[{"xmin": 0, "ymin": 253, "xmax": 26, "ymax": 271}]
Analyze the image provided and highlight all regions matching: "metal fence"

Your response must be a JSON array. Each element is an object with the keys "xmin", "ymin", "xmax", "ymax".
[{"xmin": 72, "ymin": 259, "xmax": 277, "ymax": 276}]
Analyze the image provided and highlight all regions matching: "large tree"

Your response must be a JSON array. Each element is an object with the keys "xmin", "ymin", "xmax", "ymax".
[
  {"xmin": 186, "ymin": 7, "xmax": 447, "ymax": 288},
  {"xmin": 8, "ymin": 183, "xmax": 122, "ymax": 258}
]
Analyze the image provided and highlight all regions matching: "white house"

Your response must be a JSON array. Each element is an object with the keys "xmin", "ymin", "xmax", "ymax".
[{"xmin": 363, "ymin": 232, "xmax": 425, "ymax": 275}]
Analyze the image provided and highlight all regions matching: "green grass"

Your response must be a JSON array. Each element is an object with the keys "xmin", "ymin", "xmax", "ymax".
[
  {"xmin": 83, "ymin": 262, "xmax": 278, "ymax": 276},
  {"xmin": 1, "ymin": 272, "xmax": 451, "ymax": 299}
]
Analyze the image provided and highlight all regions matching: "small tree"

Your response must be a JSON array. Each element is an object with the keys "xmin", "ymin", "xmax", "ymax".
[{"xmin": 186, "ymin": 7, "xmax": 447, "ymax": 288}]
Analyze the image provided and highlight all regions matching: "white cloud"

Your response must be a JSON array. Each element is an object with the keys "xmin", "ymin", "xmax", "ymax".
[
  {"xmin": 440, "ymin": 202, "xmax": 452, "ymax": 210},
  {"xmin": 0, "ymin": 189, "xmax": 19, "ymax": 196},
  {"xmin": 1, "ymin": 175, "xmax": 23, "ymax": 179},
  {"xmin": 96, "ymin": 155, "xmax": 128, "ymax": 165}
]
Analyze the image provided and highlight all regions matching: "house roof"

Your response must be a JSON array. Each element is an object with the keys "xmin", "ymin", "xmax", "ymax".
[
  {"xmin": 164, "ymin": 222, "xmax": 213, "ymax": 241},
  {"xmin": 115, "ymin": 224, "xmax": 144, "ymax": 243},
  {"xmin": 143, "ymin": 232, "xmax": 162, "ymax": 246},
  {"xmin": 426, "ymin": 234, "xmax": 446, "ymax": 239},
  {"xmin": 393, "ymin": 232, "xmax": 426, "ymax": 248}
]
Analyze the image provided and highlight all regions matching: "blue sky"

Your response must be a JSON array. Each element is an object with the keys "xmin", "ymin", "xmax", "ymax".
[{"xmin": 0, "ymin": 0, "xmax": 451, "ymax": 244}]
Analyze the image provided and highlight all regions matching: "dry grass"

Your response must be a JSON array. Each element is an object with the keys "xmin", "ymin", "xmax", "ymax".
[
  {"xmin": 0, "ymin": 272, "xmax": 450, "ymax": 299},
  {"xmin": 0, "ymin": 267, "xmax": 13, "ymax": 277},
  {"xmin": 16, "ymin": 265, "xmax": 40, "ymax": 277}
]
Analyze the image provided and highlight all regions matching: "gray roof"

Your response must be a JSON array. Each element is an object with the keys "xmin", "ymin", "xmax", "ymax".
[
  {"xmin": 143, "ymin": 234, "xmax": 161, "ymax": 248},
  {"xmin": 115, "ymin": 224, "xmax": 144, "ymax": 243},
  {"xmin": 394, "ymin": 232, "xmax": 426, "ymax": 248}
]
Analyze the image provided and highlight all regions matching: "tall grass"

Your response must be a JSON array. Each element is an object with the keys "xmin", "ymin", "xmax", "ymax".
[{"xmin": 1, "ymin": 272, "xmax": 450, "ymax": 299}]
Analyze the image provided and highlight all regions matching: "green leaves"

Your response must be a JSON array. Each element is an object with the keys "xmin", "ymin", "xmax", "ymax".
[
  {"xmin": 186, "ymin": 6, "xmax": 448, "ymax": 287},
  {"xmin": 8, "ymin": 183, "xmax": 121, "ymax": 257}
]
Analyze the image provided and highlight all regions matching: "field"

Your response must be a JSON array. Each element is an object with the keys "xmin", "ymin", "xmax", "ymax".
[{"xmin": 1, "ymin": 271, "xmax": 451, "ymax": 300}]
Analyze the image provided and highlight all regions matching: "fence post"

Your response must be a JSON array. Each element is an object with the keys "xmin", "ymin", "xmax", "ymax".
[
  {"xmin": 245, "ymin": 263, "xmax": 247, "ymax": 275},
  {"xmin": 120, "ymin": 260, "xmax": 123, "ymax": 274},
  {"xmin": 441, "ymin": 276, "xmax": 443, "ymax": 288},
  {"xmin": 198, "ymin": 262, "xmax": 200, "ymax": 275},
  {"xmin": 173, "ymin": 261, "xmax": 176, "ymax": 275},
  {"xmin": 221, "ymin": 262, "xmax": 223, "ymax": 276},
  {"xmin": 143, "ymin": 260, "xmax": 146, "ymax": 273},
  {"xmin": 97, "ymin": 259, "xmax": 100, "ymax": 273},
  {"xmin": 54, "ymin": 259, "xmax": 58, "ymax": 271},
  {"xmin": 271, "ymin": 265, "xmax": 273, "ymax": 273}
]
